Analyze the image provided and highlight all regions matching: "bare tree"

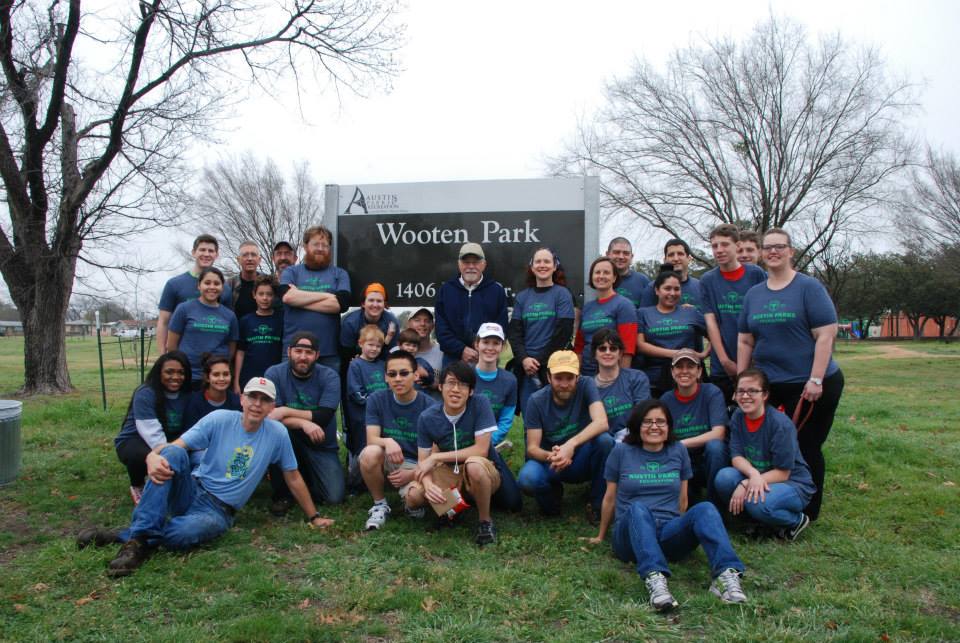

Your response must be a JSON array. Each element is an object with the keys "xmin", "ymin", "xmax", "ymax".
[
  {"xmin": 0, "ymin": 0, "xmax": 402, "ymax": 394},
  {"xmin": 904, "ymin": 145, "xmax": 960, "ymax": 247},
  {"xmin": 190, "ymin": 153, "xmax": 322, "ymax": 272},
  {"xmin": 554, "ymin": 15, "xmax": 914, "ymax": 269}
]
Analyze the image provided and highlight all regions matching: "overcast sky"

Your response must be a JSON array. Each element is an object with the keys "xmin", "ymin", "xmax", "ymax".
[{"xmin": 70, "ymin": 0, "xmax": 960, "ymax": 310}]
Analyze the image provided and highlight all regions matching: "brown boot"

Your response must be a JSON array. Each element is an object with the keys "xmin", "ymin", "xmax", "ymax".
[
  {"xmin": 77, "ymin": 527, "xmax": 122, "ymax": 550},
  {"xmin": 107, "ymin": 539, "xmax": 150, "ymax": 577}
]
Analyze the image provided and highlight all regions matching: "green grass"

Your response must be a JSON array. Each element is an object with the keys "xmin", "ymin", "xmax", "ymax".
[{"xmin": 1, "ymin": 338, "xmax": 959, "ymax": 641}]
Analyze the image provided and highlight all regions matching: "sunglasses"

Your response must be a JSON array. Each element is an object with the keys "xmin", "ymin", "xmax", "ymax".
[{"xmin": 386, "ymin": 370, "xmax": 413, "ymax": 378}]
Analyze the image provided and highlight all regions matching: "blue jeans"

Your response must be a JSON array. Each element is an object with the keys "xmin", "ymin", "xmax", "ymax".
[
  {"xmin": 518, "ymin": 433, "xmax": 614, "ymax": 514},
  {"xmin": 270, "ymin": 429, "xmax": 345, "ymax": 505},
  {"xmin": 489, "ymin": 447, "xmax": 522, "ymax": 513},
  {"xmin": 120, "ymin": 446, "xmax": 234, "ymax": 550},
  {"xmin": 714, "ymin": 467, "xmax": 806, "ymax": 528},
  {"xmin": 517, "ymin": 372, "xmax": 545, "ymax": 415},
  {"xmin": 687, "ymin": 439, "xmax": 729, "ymax": 502},
  {"xmin": 611, "ymin": 501, "xmax": 744, "ymax": 578}
]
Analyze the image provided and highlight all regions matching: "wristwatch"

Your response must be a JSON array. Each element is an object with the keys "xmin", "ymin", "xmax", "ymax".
[
  {"xmin": 808, "ymin": 377, "xmax": 823, "ymax": 386},
  {"xmin": 306, "ymin": 512, "xmax": 322, "ymax": 523}
]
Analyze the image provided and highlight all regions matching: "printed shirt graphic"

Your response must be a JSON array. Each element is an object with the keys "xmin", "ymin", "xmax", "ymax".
[
  {"xmin": 417, "ymin": 395, "xmax": 497, "ymax": 453},
  {"xmin": 158, "ymin": 271, "xmax": 232, "ymax": 313},
  {"xmin": 474, "ymin": 369, "xmax": 518, "ymax": 418},
  {"xmin": 728, "ymin": 407, "xmax": 816, "ymax": 501},
  {"xmin": 345, "ymin": 358, "xmax": 389, "ymax": 434},
  {"xmin": 604, "ymin": 441, "xmax": 692, "ymax": 523},
  {"xmin": 524, "ymin": 377, "xmax": 601, "ymax": 449},
  {"xmin": 616, "ymin": 270, "xmax": 651, "ymax": 308},
  {"xmin": 700, "ymin": 264, "xmax": 766, "ymax": 367},
  {"xmin": 264, "ymin": 362, "xmax": 341, "ymax": 451},
  {"xmin": 660, "ymin": 383, "xmax": 728, "ymax": 441},
  {"xmin": 366, "ymin": 390, "xmax": 438, "ymax": 461},
  {"xmin": 578, "ymin": 294, "xmax": 637, "ymax": 375},
  {"xmin": 511, "ymin": 285, "xmax": 576, "ymax": 356},
  {"xmin": 637, "ymin": 306, "xmax": 706, "ymax": 384},
  {"xmin": 181, "ymin": 410, "xmax": 297, "ymax": 510},
  {"xmin": 167, "ymin": 299, "xmax": 239, "ymax": 380},
  {"xmin": 738, "ymin": 273, "xmax": 840, "ymax": 384},
  {"xmin": 237, "ymin": 311, "xmax": 284, "ymax": 384},
  {"xmin": 280, "ymin": 264, "xmax": 351, "ymax": 356},
  {"xmin": 114, "ymin": 386, "xmax": 189, "ymax": 448},
  {"xmin": 593, "ymin": 368, "xmax": 651, "ymax": 440}
]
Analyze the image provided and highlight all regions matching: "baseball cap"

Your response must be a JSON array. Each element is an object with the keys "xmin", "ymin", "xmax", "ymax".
[
  {"xmin": 410, "ymin": 307, "xmax": 434, "ymax": 320},
  {"xmin": 243, "ymin": 377, "xmax": 277, "ymax": 400},
  {"xmin": 272, "ymin": 240, "xmax": 294, "ymax": 252},
  {"xmin": 458, "ymin": 242, "xmax": 485, "ymax": 260},
  {"xmin": 289, "ymin": 330, "xmax": 319, "ymax": 351},
  {"xmin": 547, "ymin": 350, "xmax": 580, "ymax": 375},
  {"xmin": 476, "ymin": 322, "xmax": 505, "ymax": 341},
  {"xmin": 671, "ymin": 348, "xmax": 701, "ymax": 366}
]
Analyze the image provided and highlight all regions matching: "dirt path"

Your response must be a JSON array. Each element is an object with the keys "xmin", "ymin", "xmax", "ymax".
[{"xmin": 843, "ymin": 344, "xmax": 958, "ymax": 361}]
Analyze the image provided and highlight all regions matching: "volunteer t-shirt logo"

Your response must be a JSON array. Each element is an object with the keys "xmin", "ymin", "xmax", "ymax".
[
  {"xmin": 226, "ymin": 446, "xmax": 254, "ymax": 479},
  {"xmin": 646, "ymin": 461, "xmax": 660, "ymax": 473},
  {"xmin": 764, "ymin": 300, "xmax": 785, "ymax": 312}
]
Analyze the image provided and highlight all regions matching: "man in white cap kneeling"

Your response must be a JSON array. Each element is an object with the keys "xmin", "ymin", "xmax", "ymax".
[{"xmin": 78, "ymin": 376, "xmax": 334, "ymax": 577}]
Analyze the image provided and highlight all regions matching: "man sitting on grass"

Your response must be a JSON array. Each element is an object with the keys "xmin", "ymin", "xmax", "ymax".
[{"xmin": 77, "ymin": 377, "xmax": 334, "ymax": 577}]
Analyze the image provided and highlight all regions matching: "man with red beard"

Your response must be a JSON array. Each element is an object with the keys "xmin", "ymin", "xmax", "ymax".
[{"xmin": 280, "ymin": 226, "xmax": 352, "ymax": 372}]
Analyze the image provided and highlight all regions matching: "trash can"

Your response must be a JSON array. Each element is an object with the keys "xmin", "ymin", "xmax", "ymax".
[{"xmin": 0, "ymin": 400, "xmax": 22, "ymax": 486}]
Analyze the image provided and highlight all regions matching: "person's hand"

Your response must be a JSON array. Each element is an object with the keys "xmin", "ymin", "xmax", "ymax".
[
  {"xmin": 580, "ymin": 535, "xmax": 604, "ymax": 545},
  {"xmin": 802, "ymin": 379, "xmax": 823, "ymax": 402},
  {"xmin": 522, "ymin": 357, "xmax": 540, "ymax": 376},
  {"xmin": 744, "ymin": 473, "xmax": 769, "ymax": 505},
  {"xmin": 424, "ymin": 481, "xmax": 446, "ymax": 505},
  {"xmin": 461, "ymin": 347, "xmax": 479, "ymax": 364},
  {"xmin": 308, "ymin": 515, "xmax": 335, "ymax": 529},
  {"xmin": 146, "ymin": 451, "xmax": 173, "ymax": 485},
  {"xmin": 549, "ymin": 443, "xmax": 575, "ymax": 472},
  {"xmin": 233, "ymin": 383, "xmax": 242, "ymax": 395},
  {"xmin": 415, "ymin": 366, "xmax": 429, "ymax": 383},
  {"xmin": 386, "ymin": 322, "xmax": 397, "ymax": 341},
  {"xmin": 729, "ymin": 482, "xmax": 747, "ymax": 515},
  {"xmin": 721, "ymin": 358, "xmax": 738, "ymax": 377},
  {"xmin": 387, "ymin": 467, "xmax": 415, "ymax": 487},
  {"xmin": 414, "ymin": 454, "xmax": 436, "ymax": 481},
  {"xmin": 302, "ymin": 422, "xmax": 325, "ymax": 444},
  {"xmin": 384, "ymin": 439, "xmax": 404, "ymax": 465}
]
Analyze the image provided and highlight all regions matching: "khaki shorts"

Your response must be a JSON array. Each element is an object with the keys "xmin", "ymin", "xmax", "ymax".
[
  {"xmin": 410, "ymin": 456, "xmax": 501, "ymax": 495},
  {"xmin": 384, "ymin": 459, "xmax": 418, "ymax": 499}
]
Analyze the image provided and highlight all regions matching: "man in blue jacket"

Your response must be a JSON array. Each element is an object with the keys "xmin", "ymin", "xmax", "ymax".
[{"xmin": 434, "ymin": 242, "xmax": 508, "ymax": 367}]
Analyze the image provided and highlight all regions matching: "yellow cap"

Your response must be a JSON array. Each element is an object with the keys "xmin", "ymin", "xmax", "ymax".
[{"xmin": 547, "ymin": 350, "xmax": 580, "ymax": 376}]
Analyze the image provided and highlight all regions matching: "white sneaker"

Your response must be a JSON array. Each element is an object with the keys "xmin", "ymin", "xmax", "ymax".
[
  {"xmin": 494, "ymin": 439, "xmax": 513, "ymax": 453},
  {"xmin": 404, "ymin": 505, "xmax": 426, "ymax": 519},
  {"xmin": 710, "ymin": 568, "xmax": 748, "ymax": 604},
  {"xmin": 365, "ymin": 502, "xmax": 391, "ymax": 530},
  {"xmin": 129, "ymin": 485, "xmax": 143, "ymax": 505},
  {"xmin": 644, "ymin": 571, "xmax": 679, "ymax": 612}
]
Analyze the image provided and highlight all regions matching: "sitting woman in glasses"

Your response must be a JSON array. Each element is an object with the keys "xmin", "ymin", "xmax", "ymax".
[
  {"xmin": 587, "ymin": 399, "xmax": 747, "ymax": 612},
  {"xmin": 589, "ymin": 328, "xmax": 650, "ymax": 442},
  {"xmin": 714, "ymin": 368, "xmax": 816, "ymax": 541}
]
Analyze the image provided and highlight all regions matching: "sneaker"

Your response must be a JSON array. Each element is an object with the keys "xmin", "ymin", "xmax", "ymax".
[
  {"xmin": 107, "ymin": 539, "xmax": 150, "ymax": 577},
  {"xmin": 644, "ymin": 571, "xmax": 679, "ymax": 612},
  {"xmin": 269, "ymin": 497, "xmax": 293, "ymax": 517},
  {"xmin": 365, "ymin": 502, "xmax": 391, "ymax": 530},
  {"xmin": 475, "ymin": 520, "xmax": 497, "ymax": 546},
  {"xmin": 585, "ymin": 503, "xmax": 600, "ymax": 527},
  {"xmin": 76, "ymin": 527, "xmax": 121, "ymax": 550},
  {"xmin": 779, "ymin": 513, "xmax": 811, "ymax": 542},
  {"xmin": 129, "ymin": 486, "xmax": 143, "ymax": 505},
  {"xmin": 494, "ymin": 439, "xmax": 513, "ymax": 453},
  {"xmin": 710, "ymin": 568, "xmax": 748, "ymax": 604},
  {"xmin": 404, "ymin": 505, "xmax": 426, "ymax": 519}
]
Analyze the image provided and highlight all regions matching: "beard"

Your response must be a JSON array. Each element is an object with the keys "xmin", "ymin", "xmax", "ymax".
[{"xmin": 303, "ymin": 251, "xmax": 331, "ymax": 270}]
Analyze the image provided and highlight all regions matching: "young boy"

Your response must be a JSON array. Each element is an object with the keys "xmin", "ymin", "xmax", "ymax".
[
  {"xmin": 397, "ymin": 328, "xmax": 436, "ymax": 394},
  {"xmin": 407, "ymin": 362, "xmax": 502, "ymax": 546},
  {"xmin": 737, "ymin": 230, "xmax": 761, "ymax": 266},
  {"xmin": 234, "ymin": 275, "xmax": 283, "ymax": 392},
  {"xmin": 345, "ymin": 325, "xmax": 388, "ymax": 491}
]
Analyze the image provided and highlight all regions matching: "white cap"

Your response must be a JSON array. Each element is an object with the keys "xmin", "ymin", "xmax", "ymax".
[
  {"xmin": 476, "ymin": 322, "xmax": 505, "ymax": 341},
  {"xmin": 243, "ymin": 377, "xmax": 277, "ymax": 400}
]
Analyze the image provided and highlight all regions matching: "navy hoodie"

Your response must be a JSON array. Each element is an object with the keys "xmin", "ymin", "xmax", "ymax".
[{"xmin": 434, "ymin": 275, "xmax": 509, "ymax": 362}]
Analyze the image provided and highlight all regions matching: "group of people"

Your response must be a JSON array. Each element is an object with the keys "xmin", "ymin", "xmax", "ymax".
[{"xmin": 80, "ymin": 224, "xmax": 844, "ymax": 614}]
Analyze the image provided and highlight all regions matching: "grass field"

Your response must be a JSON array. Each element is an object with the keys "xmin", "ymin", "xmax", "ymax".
[{"xmin": 1, "ymin": 337, "xmax": 959, "ymax": 642}]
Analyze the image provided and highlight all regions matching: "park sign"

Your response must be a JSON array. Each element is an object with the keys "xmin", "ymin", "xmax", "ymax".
[{"xmin": 325, "ymin": 178, "xmax": 599, "ymax": 307}]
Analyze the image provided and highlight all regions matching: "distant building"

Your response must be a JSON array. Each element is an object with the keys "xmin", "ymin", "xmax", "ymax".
[{"xmin": 878, "ymin": 313, "xmax": 959, "ymax": 338}]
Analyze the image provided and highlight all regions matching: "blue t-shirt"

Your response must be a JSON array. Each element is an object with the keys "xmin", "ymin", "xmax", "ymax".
[
  {"xmin": 700, "ymin": 264, "xmax": 766, "ymax": 374},
  {"xmin": 524, "ymin": 377, "xmax": 601, "ymax": 449},
  {"xmin": 604, "ymin": 441, "xmax": 692, "ymax": 523},
  {"xmin": 158, "ymin": 271, "xmax": 232, "ymax": 312},
  {"xmin": 339, "ymin": 309, "xmax": 399, "ymax": 352},
  {"xmin": 640, "ymin": 276, "xmax": 703, "ymax": 310},
  {"xmin": 181, "ymin": 410, "xmax": 297, "ymax": 510},
  {"xmin": 168, "ymin": 300, "xmax": 240, "ymax": 380},
  {"xmin": 474, "ymin": 367, "xmax": 518, "ymax": 446},
  {"xmin": 345, "ymin": 358, "xmax": 388, "ymax": 434},
  {"xmin": 280, "ymin": 264, "xmax": 351, "ymax": 357},
  {"xmin": 616, "ymin": 270, "xmax": 651, "ymax": 308},
  {"xmin": 366, "ymin": 390, "xmax": 438, "ymax": 461},
  {"xmin": 237, "ymin": 311, "xmax": 284, "ymax": 386},
  {"xmin": 114, "ymin": 386, "xmax": 189, "ymax": 448},
  {"xmin": 593, "ymin": 368, "xmax": 651, "ymax": 440},
  {"xmin": 738, "ymin": 273, "xmax": 840, "ymax": 384},
  {"xmin": 183, "ymin": 390, "xmax": 241, "ymax": 432},
  {"xmin": 264, "ymin": 362, "xmax": 341, "ymax": 451},
  {"xmin": 416, "ymin": 395, "xmax": 497, "ymax": 453},
  {"xmin": 511, "ymin": 285, "xmax": 576, "ymax": 357},
  {"xmin": 637, "ymin": 306, "xmax": 706, "ymax": 385},
  {"xmin": 729, "ymin": 407, "xmax": 816, "ymax": 502},
  {"xmin": 578, "ymin": 294, "xmax": 638, "ymax": 376},
  {"xmin": 660, "ymin": 383, "xmax": 728, "ymax": 442}
]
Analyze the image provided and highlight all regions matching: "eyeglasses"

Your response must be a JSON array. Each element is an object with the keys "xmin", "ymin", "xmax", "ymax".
[
  {"xmin": 386, "ymin": 370, "xmax": 412, "ymax": 378},
  {"xmin": 442, "ymin": 379, "xmax": 468, "ymax": 390},
  {"xmin": 735, "ymin": 388, "xmax": 764, "ymax": 397},
  {"xmin": 596, "ymin": 345, "xmax": 619, "ymax": 353},
  {"xmin": 641, "ymin": 418, "xmax": 668, "ymax": 428},
  {"xmin": 761, "ymin": 243, "xmax": 790, "ymax": 252}
]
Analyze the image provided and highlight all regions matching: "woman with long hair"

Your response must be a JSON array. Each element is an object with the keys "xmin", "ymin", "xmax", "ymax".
[{"xmin": 574, "ymin": 256, "xmax": 637, "ymax": 377}]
